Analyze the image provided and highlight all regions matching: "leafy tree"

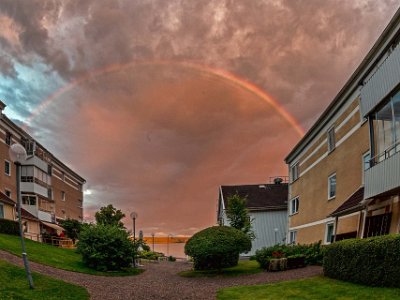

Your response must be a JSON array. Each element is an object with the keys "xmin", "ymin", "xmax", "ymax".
[
  {"xmin": 95, "ymin": 204, "xmax": 125, "ymax": 228},
  {"xmin": 226, "ymin": 193, "xmax": 255, "ymax": 240},
  {"xmin": 77, "ymin": 225, "xmax": 135, "ymax": 271},
  {"xmin": 59, "ymin": 218, "xmax": 82, "ymax": 243}
]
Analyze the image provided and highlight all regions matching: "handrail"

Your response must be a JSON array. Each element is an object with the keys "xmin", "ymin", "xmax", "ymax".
[{"xmin": 369, "ymin": 140, "xmax": 400, "ymax": 167}]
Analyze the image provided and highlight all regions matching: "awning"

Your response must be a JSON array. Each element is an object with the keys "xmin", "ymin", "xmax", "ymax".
[
  {"xmin": 0, "ymin": 191, "xmax": 15, "ymax": 206},
  {"xmin": 330, "ymin": 187, "xmax": 365, "ymax": 217},
  {"xmin": 41, "ymin": 221, "xmax": 64, "ymax": 232}
]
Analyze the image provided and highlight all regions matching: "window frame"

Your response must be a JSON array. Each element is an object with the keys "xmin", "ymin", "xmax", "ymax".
[
  {"xmin": 4, "ymin": 160, "xmax": 11, "ymax": 176},
  {"xmin": 61, "ymin": 191, "xmax": 66, "ymax": 201},
  {"xmin": 289, "ymin": 230, "xmax": 297, "ymax": 244},
  {"xmin": 290, "ymin": 162, "xmax": 299, "ymax": 183},
  {"xmin": 290, "ymin": 196, "xmax": 299, "ymax": 215},
  {"xmin": 327, "ymin": 126, "xmax": 336, "ymax": 152},
  {"xmin": 5, "ymin": 131, "xmax": 11, "ymax": 146},
  {"xmin": 328, "ymin": 173, "xmax": 337, "ymax": 200},
  {"xmin": 325, "ymin": 222, "xmax": 335, "ymax": 244},
  {"xmin": 0, "ymin": 203, "xmax": 4, "ymax": 219}
]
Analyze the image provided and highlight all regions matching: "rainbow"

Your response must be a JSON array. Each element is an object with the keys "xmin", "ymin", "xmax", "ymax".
[{"xmin": 26, "ymin": 60, "xmax": 304, "ymax": 137}]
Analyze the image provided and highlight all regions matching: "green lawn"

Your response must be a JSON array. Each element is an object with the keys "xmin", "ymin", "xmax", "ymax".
[
  {"xmin": 217, "ymin": 276, "xmax": 400, "ymax": 300},
  {"xmin": 0, "ymin": 233, "xmax": 143, "ymax": 276},
  {"xmin": 0, "ymin": 259, "xmax": 89, "ymax": 300},
  {"xmin": 179, "ymin": 260, "xmax": 262, "ymax": 277}
]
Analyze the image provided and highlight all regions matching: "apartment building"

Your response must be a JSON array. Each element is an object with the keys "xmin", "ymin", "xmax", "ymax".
[
  {"xmin": 0, "ymin": 100, "xmax": 85, "ymax": 239},
  {"xmin": 285, "ymin": 8, "xmax": 400, "ymax": 245}
]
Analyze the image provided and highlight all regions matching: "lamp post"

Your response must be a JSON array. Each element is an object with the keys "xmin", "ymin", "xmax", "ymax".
[
  {"xmin": 130, "ymin": 211, "xmax": 138, "ymax": 267},
  {"xmin": 274, "ymin": 228, "xmax": 279, "ymax": 245},
  {"xmin": 9, "ymin": 144, "xmax": 34, "ymax": 289},
  {"xmin": 167, "ymin": 234, "xmax": 173, "ymax": 256}
]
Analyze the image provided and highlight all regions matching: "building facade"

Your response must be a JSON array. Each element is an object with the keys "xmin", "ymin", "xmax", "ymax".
[
  {"xmin": 0, "ymin": 100, "xmax": 85, "ymax": 240},
  {"xmin": 217, "ymin": 178, "xmax": 288, "ymax": 256},
  {"xmin": 285, "ymin": 8, "xmax": 400, "ymax": 245}
]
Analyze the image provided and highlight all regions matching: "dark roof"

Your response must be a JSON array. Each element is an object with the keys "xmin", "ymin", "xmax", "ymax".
[
  {"xmin": 21, "ymin": 208, "xmax": 39, "ymax": 221},
  {"xmin": 330, "ymin": 187, "xmax": 365, "ymax": 217},
  {"xmin": 0, "ymin": 192, "xmax": 15, "ymax": 206},
  {"xmin": 220, "ymin": 183, "xmax": 288, "ymax": 211}
]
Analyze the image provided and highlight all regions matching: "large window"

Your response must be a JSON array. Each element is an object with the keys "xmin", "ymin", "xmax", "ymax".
[
  {"xmin": 22, "ymin": 195, "xmax": 36, "ymax": 206},
  {"xmin": 325, "ymin": 222, "xmax": 335, "ymax": 244},
  {"xmin": 0, "ymin": 204, "xmax": 4, "ymax": 218},
  {"xmin": 328, "ymin": 173, "xmax": 336, "ymax": 199},
  {"xmin": 21, "ymin": 166, "xmax": 51, "ymax": 187},
  {"xmin": 290, "ymin": 197, "xmax": 299, "ymax": 215},
  {"xmin": 371, "ymin": 91, "xmax": 400, "ymax": 163}
]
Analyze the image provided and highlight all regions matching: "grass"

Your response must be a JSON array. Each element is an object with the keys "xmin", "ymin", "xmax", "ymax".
[
  {"xmin": 0, "ymin": 233, "xmax": 143, "ymax": 276},
  {"xmin": 0, "ymin": 259, "xmax": 89, "ymax": 300},
  {"xmin": 217, "ymin": 276, "xmax": 400, "ymax": 300},
  {"xmin": 178, "ymin": 260, "xmax": 262, "ymax": 277}
]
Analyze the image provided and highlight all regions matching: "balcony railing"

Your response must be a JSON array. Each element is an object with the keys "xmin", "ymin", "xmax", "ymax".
[{"xmin": 369, "ymin": 140, "xmax": 400, "ymax": 168}]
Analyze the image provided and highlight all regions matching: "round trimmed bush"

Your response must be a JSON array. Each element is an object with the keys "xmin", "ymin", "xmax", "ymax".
[
  {"xmin": 184, "ymin": 226, "xmax": 252, "ymax": 270},
  {"xmin": 77, "ymin": 225, "xmax": 135, "ymax": 271}
]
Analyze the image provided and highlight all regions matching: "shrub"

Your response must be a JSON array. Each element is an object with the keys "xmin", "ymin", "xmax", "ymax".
[
  {"xmin": 77, "ymin": 225, "xmax": 135, "ymax": 271},
  {"xmin": 168, "ymin": 256, "xmax": 176, "ymax": 262},
  {"xmin": 184, "ymin": 226, "xmax": 252, "ymax": 270},
  {"xmin": 255, "ymin": 241, "xmax": 323, "ymax": 269},
  {"xmin": 139, "ymin": 250, "xmax": 163, "ymax": 260},
  {"xmin": 323, "ymin": 234, "xmax": 400, "ymax": 287},
  {"xmin": 0, "ymin": 219, "xmax": 19, "ymax": 235}
]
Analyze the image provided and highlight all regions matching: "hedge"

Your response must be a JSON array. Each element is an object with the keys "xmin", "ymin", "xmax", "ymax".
[
  {"xmin": 255, "ymin": 241, "xmax": 323, "ymax": 269},
  {"xmin": 0, "ymin": 219, "xmax": 19, "ymax": 235},
  {"xmin": 185, "ymin": 226, "xmax": 252, "ymax": 270},
  {"xmin": 323, "ymin": 234, "xmax": 400, "ymax": 287}
]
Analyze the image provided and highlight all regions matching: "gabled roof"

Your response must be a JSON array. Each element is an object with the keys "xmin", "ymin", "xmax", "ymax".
[
  {"xmin": 330, "ymin": 187, "xmax": 365, "ymax": 217},
  {"xmin": 220, "ymin": 183, "xmax": 288, "ymax": 211},
  {"xmin": 0, "ymin": 191, "xmax": 15, "ymax": 206}
]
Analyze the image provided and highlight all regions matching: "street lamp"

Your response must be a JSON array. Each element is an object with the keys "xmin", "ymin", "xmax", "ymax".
[
  {"xmin": 130, "ymin": 211, "xmax": 138, "ymax": 267},
  {"xmin": 151, "ymin": 233, "xmax": 155, "ymax": 252},
  {"xmin": 9, "ymin": 144, "xmax": 34, "ymax": 289},
  {"xmin": 167, "ymin": 234, "xmax": 173, "ymax": 256}
]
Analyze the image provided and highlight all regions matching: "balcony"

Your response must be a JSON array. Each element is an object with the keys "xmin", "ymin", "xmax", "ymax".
[
  {"xmin": 20, "ymin": 182, "xmax": 49, "ymax": 198},
  {"xmin": 364, "ymin": 144, "xmax": 400, "ymax": 199},
  {"xmin": 21, "ymin": 155, "xmax": 48, "ymax": 172}
]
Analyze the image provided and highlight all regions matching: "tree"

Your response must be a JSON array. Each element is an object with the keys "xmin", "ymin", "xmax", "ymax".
[
  {"xmin": 59, "ymin": 218, "xmax": 82, "ymax": 243},
  {"xmin": 95, "ymin": 204, "xmax": 125, "ymax": 228},
  {"xmin": 226, "ymin": 193, "xmax": 255, "ymax": 240}
]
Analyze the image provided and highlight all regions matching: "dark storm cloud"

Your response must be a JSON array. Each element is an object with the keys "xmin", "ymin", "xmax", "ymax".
[{"xmin": 1, "ymin": 0, "xmax": 399, "ymax": 234}]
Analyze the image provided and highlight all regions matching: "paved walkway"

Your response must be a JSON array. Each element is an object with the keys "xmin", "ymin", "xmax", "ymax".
[{"xmin": 0, "ymin": 250, "xmax": 322, "ymax": 300}]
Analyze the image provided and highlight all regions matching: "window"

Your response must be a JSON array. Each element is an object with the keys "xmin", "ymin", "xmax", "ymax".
[
  {"xmin": 4, "ymin": 160, "xmax": 10, "ymax": 176},
  {"xmin": 5, "ymin": 132, "xmax": 11, "ymax": 145},
  {"xmin": 325, "ymin": 222, "xmax": 335, "ymax": 244},
  {"xmin": 48, "ymin": 188, "xmax": 53, "ymax": 200},
  {"xmin": 290, "ymin": 163, "xmax": 299, "ymax": 182},
  {"xmin": 362, "ymin": 152, "xmax": 371, "ymax": 184},
  {"xmin": 22, "ymin": 195, "xmax": 36, "ymax": 206},
  {"xmin": 20, "ymin": 137, "xmax": 35, "ymax": 156},
  {"xmin": 289, "ymin": 230, "xmax": 297, "ymax": 244},
  {"xmin": 61, "ymin": 171, "xmax": 65, "ymax": 181},
  {"xmin": 0, "ymin": 204, "xmax": 4, "ymax": 218},
  {"xmin": 290, "ymin": 197, "xmax": 299, "ymax": 215},
  {"xmin": 327, "ymin": 127, "xmax": 335, "ymax": 152},
  {"xmin": 61, "ymin": 191, "xmax": 66, "ymax": 201},
  {"xmin": 5, "ymin": 190, "xmax": 11, "ymax": 198},
  {"xmin": 48, "ymin": 165, "xmax": 52, "ymax": 176},
  {"xmin": 328, "ymin": 173, "xmax": 336, "ymax": 199}
]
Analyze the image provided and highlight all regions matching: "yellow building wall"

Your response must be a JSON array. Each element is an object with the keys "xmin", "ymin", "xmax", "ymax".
[
  {"xmin": 289, "ymin": 98, "xmax": 370, "ymax": 244},
  {"xmin": 1, "ymin": 203, "xmax": 14, "ymax": 220}
]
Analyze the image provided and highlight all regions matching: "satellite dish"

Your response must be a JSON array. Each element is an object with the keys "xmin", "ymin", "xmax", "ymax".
[
  {"xmin": 9, "ymin": 144, "xmax": 28, "ymax": 163},
  {"xmin": 130, "ymin": 212, "xmax": 138, "ymax": 219}
]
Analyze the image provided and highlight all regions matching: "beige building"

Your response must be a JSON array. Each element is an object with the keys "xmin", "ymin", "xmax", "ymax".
[
  {"xmin": 285, "ymin": 8, "xmax": 400, "ymax": 245},
  {"xmin": 0, "ymin": 100, "xmax": 85, "ymax": 240}
]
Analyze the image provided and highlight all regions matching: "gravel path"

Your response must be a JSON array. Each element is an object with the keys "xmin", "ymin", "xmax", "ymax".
[{"xmin": 0, "ymin": 250, "xmax": 322, "ymax": 300}]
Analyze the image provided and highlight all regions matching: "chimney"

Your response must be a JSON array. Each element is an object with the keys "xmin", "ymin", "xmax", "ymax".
[{"xmin": 0, "ymin": 100, "xmax": 6, "ymax": 113}]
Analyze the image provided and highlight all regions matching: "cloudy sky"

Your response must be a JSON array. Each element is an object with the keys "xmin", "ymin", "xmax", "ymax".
[{"xmin": 0, "ymin": 0, "xmax": 398, "ymax": 236}]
